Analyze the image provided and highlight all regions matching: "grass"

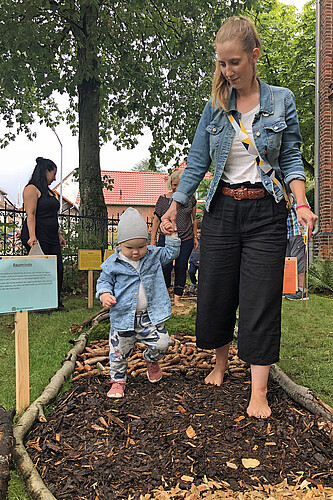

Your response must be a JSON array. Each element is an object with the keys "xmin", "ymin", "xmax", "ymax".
[
  {"xmin": 280, "ymin": 295, "xmax": 333, "ymax": 406},
  {"xmin": 0, "ymin": 296, "xmax": 101, "ymax": 412},
  {"xmin": 0, "ymin": 293, "xmax": 332, "ymax": 499}
]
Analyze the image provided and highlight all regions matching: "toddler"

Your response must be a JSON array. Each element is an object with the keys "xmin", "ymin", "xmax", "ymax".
[{"xmin": 96, "ymin": 207, "xmax": 180, "ymax": 398}]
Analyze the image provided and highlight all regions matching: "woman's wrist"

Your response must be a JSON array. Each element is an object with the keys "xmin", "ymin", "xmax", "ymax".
[{"xmin": 296, "ymin": 204, "xmax": 310, "ymax": 210}]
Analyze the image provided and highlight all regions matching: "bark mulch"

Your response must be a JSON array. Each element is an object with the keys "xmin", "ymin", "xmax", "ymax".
[{"xmin": 26, "ymin": 345, "xmax": 333, "ymax": 500}]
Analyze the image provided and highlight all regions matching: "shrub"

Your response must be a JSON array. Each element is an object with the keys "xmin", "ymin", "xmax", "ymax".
[{"xmin": 308, "ymin": 258, "xmax": 333, "ymax": 294}]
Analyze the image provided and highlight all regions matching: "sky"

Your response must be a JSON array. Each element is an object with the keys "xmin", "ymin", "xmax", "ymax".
[{"xmin": 0, "ymin": 0, "xmax": 308, "ymax": 204}]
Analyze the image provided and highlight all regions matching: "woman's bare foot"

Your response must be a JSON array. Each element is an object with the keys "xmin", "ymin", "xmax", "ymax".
[
  {"xmin": 174, "ymin": 295, "xmax": 184, "ymax": 307},
  {"xmin": 247, "ymin": 392, "xmax": 271, "ymax": 418},
  {"xmin": 205, "ymin": 343, "xmax": 230, "ymax": 386},
  {"xmin": 205, "ymin": 364, "xmax": 228, "ymax": 385},
  {"xmin": 247, "ymin": 365, "xmax": 271, "ymax": 418}
]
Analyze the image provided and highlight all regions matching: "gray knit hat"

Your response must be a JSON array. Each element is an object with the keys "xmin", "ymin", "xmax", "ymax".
[{"xmin": 117, "ymin": 207, "xmax": 148, "ymax": 244}]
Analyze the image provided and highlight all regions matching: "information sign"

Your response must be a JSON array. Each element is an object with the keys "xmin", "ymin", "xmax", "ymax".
[
  {"xmin": 103, "ymin": 249, "xmax": 115, "ymax": 261},
  {"xmin": 283, "ymin": 257, "xmax": 298, "ymax": 294},
  {"xmin": 0, "ymin": 256, "xmax": 57, "ymax": 314},
  {"xmin": 78, "ymin": 249, "xmax": 102, "ymax": 270}
]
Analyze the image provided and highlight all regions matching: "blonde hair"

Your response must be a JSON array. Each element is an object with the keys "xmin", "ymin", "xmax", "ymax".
[
  {"xmin": 212, "ymin": 16, "xmax": 261, "ymax": 110},
  {"xmin": 167, "ymin": 169, "xmax": 182, "ymax": 191}
]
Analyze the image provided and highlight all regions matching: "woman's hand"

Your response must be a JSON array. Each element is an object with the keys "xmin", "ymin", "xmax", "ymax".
[
  {"xmin": 100, "ymin": 293, "xmax": 116, "ymax": 309},
  {"xmin": 193, "ymin": 237, "xmax": 199, "ymax": 250},
  {"xmin": 161, "ymin": 201, "xmax": 179, "ymax": 234},
  {"xmin": 296, "ymin": 206, "xmax": 318, "ymax": 239},
  {"xmin": 27, "ymin": 236, "xmax": 37, "ymax": 248},
  {"xmin": 289, "ymin": 180, "xmax": 318, "ymax": 239},
  {"xmin": 59, "ymin": 233, "xmax": 66, "ymax": 247}
]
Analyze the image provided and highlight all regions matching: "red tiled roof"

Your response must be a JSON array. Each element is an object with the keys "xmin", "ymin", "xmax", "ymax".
[
  {"xmin": 75, "ymin": 165, "xmax": 212, "ymax": 206},
  {"xmin": 76, "ymin": 170, "xmax": 169, "ymax": 206}
]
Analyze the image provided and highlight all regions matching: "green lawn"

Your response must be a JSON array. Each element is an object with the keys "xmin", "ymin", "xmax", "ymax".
[
  {"xmin": 0, "ymin": 293, "xmax": 332, "ymax": 499},
  {"xmin": 280, "ymin": 295, "xmax": 333, "ymax": 405}
]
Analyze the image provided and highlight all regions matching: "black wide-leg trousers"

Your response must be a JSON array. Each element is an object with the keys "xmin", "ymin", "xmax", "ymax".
[{"xmin": 196, "ymin": 191, "xmax": 288, "ymax": 365}]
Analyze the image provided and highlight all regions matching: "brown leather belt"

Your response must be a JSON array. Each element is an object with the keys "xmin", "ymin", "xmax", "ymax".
[{"xmin": 221, "ymin": 186, "xmax": 268, "ymax": 200}]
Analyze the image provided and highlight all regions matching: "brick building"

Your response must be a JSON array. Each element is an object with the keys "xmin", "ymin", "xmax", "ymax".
[{"xmin": 316, "ymin": 0, "xmax": 333, "ymax": 258}]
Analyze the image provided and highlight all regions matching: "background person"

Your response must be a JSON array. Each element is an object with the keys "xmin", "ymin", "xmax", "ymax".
[
  {"xmin": 21, "ymin": 157, "xmax": 67, "ymax": 312},
  {"xmin": 188, "ymin": 221, "xmax": 201, "ymax": 293},
  {"xmin": 151, "ymin": 169, "xmax": 198, "ymax": 307},
  {"xmin": 284, "ymin": 196, "xmax": 308, "ymax": 301},
  {"xmin": 160, "ymin": 16, "xmax": 317, "ymax": 418}
]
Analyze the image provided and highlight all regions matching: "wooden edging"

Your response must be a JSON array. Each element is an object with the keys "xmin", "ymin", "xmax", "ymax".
[
  {"xmin": 12, "ymin": 314, "xmax": 333, "ymax": 499},
  {"xmin": 270, "ymin": 364, "xmax": 333, "ymax": 423}
]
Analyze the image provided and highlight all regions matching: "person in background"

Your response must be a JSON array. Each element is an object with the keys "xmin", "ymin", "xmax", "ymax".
[
  {"xmin": 21, "ymin": 157, "xmax": 67, "ymax": 312},
  {"xmin": 188, "ymin": 220, "xmax": 201, "ymax": 293},
  {"xmin": 160, "ymin": 16, "xmax": 317, "ymax": 418},
  {"xmin": 284, "ymin": 196, "xmax": 308, "ymax": 301},
  {"xmin": 96, "ymin": 208, "xmax": 180, "ymax": 398},
  {"xmin": 151, "ymin": 169, "xmax": 198, "ymax": 307}
]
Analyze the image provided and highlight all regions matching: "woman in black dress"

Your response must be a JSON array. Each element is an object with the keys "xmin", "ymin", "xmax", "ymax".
[{"xmin": 21, "ymin": 157, "xmax": 67, "ymax": 311}]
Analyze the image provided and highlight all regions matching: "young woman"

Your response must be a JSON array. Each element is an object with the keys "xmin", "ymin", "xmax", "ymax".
[
  {"xmin": 161, "ymin": 17, "xmax": 317, "ymax": 418},
  {"xmin": 21, "ymin": 157, "xmax": 67, "ymax": 312}
]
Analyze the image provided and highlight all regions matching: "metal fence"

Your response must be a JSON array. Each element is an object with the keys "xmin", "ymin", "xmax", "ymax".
[{"xmin": 0, "ymin": 204, "xmax": 152, "ymax": 293}]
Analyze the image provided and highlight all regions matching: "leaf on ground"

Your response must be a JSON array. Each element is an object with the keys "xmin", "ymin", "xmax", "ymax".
[
  {"xmin": 234, "ymin": 415, "xmax": 245, "ymax": 422},
  {"xmin": 181, "ymin": 475, "xmax": 194, "ymax": 482},
  {"xmin": 91, "ymin": 424, "xmax": 106, "ymax": 432},
  {"xmin": 186, "ymin": 425, "xmax": 196, "ymax": 438},
  {"xmin": 177, "ymin": 404, "xmax": 186, "ymax": 414},
  {"xmin": 242, "ymin": 458, "xmax": 260, "ymax": 468},
  {"xmin": 99, "ymin": 416, "xmax": 108, "ymax": 428},
  {"xmin": 226, "ymin": 461, "xmax": 238, "ymax": 469}
]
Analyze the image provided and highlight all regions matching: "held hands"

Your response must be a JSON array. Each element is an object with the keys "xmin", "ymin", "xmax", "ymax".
[
  {"xmin": 296, "ymin": 206, "xmax": 318, "ymax": 239},
  {"xmin": 100, "ymin": 293, "xmax": 117, "ymax": 309},
  {"xmin": 160, "ymin": 201, "xmax": 179, "ymax": 235}
]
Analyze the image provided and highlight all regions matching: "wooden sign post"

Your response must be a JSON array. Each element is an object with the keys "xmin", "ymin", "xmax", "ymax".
[
  {"xmin": 15, "ymin": 311, "xmax": 30, "ymax": 412},
  {"xmin": 0, "ymin": 255, "xmax": 57, "ymax": 412},
  {"xmin": 78, "ymin": 250, "xmax": 102, "ymax": 309}
]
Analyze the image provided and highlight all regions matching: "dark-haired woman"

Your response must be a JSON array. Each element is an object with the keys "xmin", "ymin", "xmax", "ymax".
[{"xmin": 21, "ymin": 157, "xmax": 67, "ymax": 312}]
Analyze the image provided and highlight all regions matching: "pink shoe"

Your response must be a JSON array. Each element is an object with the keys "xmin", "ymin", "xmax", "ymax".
[
  {"xmin": 107, "ymin": 381, "xmax": 125, "ymax": 398},
  {"xmin": 146, "ymin": 361, "xmax": 162, "ymax": 383}
]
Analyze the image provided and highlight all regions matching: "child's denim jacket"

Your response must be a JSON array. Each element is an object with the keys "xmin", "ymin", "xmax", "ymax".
[
  {"xmin": 173, "ymin": 79, "xmax": 306, "ymax": 211},
  {"xmin": 96, "ymin": 235, "xmax": 180, "ymax": 331}
]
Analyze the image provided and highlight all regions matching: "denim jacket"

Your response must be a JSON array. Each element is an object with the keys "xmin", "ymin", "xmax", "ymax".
[
  {"xmin": 96, "ymin": 235, "xmax": 181, "ymax": 331},
  {"xmin": 173, "ymin": 79, "xmax": 306, "ymax": 210}
]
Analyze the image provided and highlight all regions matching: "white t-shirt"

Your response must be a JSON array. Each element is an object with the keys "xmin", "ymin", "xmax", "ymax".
[
  {"xmin": 222, "ymin": 104, "xmax": 261, "ymax": 185},
  {"xmin": 119, "ymin": 253, "xmax": 148, "ymax": 312}
]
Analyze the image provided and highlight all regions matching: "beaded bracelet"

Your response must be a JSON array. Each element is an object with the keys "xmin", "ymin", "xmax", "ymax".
[{"xmin": 296, "ymin": 204, "xmax": 310, "ymax": 210}]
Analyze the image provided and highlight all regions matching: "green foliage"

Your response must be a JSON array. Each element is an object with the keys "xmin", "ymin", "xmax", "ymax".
[
  {"xmin": 252, "ymin": 0, "xmax": 316, "ymax": 171},
  {"xmin": 132, "ymin": 158, "xmax": 165, "ymax": 172},
  {"xmin": 308, "ymin": 258, "xmax": 333, "ymax": 294},
  {"xmin": 0, "ymin": 0, "xmax": 252, "ymax": 161}
]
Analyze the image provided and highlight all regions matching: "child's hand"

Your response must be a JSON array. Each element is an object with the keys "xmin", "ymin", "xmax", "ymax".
[
  {"xmin": 100, "ymin": 293, "xmax": 116, "ymax": 309},
  {"xmin": 161, "ymin": 220, "xmax": 174, "ymax": 234}
]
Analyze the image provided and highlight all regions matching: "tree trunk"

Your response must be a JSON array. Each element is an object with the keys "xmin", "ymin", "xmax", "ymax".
[
  {"xmin": 0, "ymin": 406, "xmax": 15, "ymax": 499},
  {"xmin": 77, "ymin": 4, "xmax": 108, "ymax": 250}
]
